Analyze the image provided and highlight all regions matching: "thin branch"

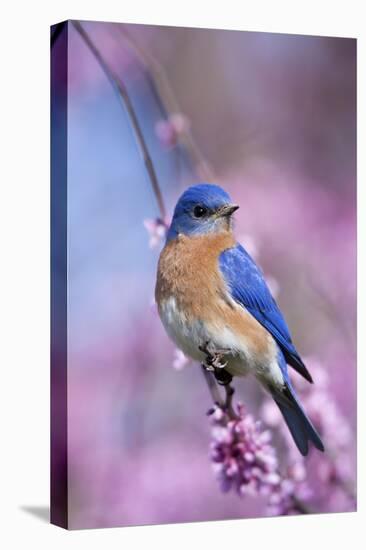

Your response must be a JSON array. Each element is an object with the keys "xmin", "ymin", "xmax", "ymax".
[
  {"xmin": 223, "ymin": 384, "xmax": 240, "ymax": 420},
  {"xmin": 118, "ymin": 27, "xmax": 168, "ymax": 121},
  {"xmin": 72, "ymin": 20, "xmax": 167, "ymax": 220},
  {"xmin": 73, "ymin": 19, "xmax": 224, "ymax": 413},
  {"xmin": 118, "ymin": 25, "xmax": 216, "ymax": 182},
  {"xmin": 201, "ymin": 365, "xmax": 225, "ymax": 409}
]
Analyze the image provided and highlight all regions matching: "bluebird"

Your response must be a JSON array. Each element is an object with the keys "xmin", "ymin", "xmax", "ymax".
[{"xmin": 155, "ymin": 183, "xmax": 324, "ymax": 456}]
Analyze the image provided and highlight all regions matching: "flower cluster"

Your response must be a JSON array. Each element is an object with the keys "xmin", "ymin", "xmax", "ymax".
[
  {"xmin": 209, "ymin": 403, "xmax": 314, "ymax": 515},
  {"xmin": 210, "ymin": 404, "xmax": 279, "ymax": 496}
]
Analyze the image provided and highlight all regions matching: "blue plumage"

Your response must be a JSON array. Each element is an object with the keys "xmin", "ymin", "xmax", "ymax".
[
  {"xmin": 272, "ymin": 351, "xmax": 324, "ymax": 455},
  {"xmin": 219, "ymin": 239, "xmax": 323, "ymax": 455},
  {"xmin": 220, "ymin": 244, "xmax": 313, "ymax": 383},
  {"xmin": 219, "ymin": 235, "xmax": 324, "ymax": 456}
]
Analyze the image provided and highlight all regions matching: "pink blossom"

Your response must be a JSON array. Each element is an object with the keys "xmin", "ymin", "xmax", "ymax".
[
  {"xmin": 155, "ymin": 113, "xmax": 190, "ymax": 149},
  {"xmin": 172, "ymin": 349, "xmax": 191, "ymax": 371},
  {"xmin": 143, "ymin": 217, "xmax": 168, "ymax": 248},
  {"xmin": 209, "ymin": 404, "xmax": 312, "ymax": 514},
  {"xmin": 210, "ymin": 404, "xmax": 279, "ymax": 496}
]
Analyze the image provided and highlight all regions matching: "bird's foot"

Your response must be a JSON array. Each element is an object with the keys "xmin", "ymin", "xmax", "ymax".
[
  {"xmin": 199, "ymin": 342, "xmax": 238, "ymax": 420},
  {"xmin": 199, "ymin": 341, "xmax": 230, "ymax": 371}
]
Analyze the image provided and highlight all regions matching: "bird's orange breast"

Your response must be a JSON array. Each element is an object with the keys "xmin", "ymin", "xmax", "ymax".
[
  {"xmin": 155, "ymin": 232, "xmax": 235, "ymax": 315},
  {"xmin": 155, "ymin": 232, "xmax": 271, "ymax": 358}
]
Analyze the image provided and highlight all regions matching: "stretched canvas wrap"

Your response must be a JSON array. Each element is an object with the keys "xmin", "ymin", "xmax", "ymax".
[{"xmin": 51, "ymin": 20, "xmax": 357, "ymax": 530}]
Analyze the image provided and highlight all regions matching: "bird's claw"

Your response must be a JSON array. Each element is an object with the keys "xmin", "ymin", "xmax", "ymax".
[{"xmin": 199, "ymin": 341, "xmax": 230, "ymax": 370}]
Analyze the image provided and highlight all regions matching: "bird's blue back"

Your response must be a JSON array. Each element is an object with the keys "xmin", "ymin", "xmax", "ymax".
[{"xmin": 219, "ymin": 244, "xmax": 311, "ymax": 382}]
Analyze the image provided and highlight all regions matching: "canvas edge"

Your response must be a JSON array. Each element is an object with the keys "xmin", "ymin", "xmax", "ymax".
[{"xmin": 50, "ymin": 20, "xmax": 69, "ymax": 530}]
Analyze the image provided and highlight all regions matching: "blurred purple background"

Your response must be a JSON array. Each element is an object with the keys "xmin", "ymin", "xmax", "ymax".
[{"xmin": 56, "ymin": 21, "xmax": 356, "ymax": 528}]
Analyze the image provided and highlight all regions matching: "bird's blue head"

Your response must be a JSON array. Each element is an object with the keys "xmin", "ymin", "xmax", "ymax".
[{"xmin": 166, "ymin": 183, "xmax": 239, "ymax": 241}]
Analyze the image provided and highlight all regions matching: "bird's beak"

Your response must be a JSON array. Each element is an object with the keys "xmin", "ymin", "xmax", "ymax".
[{"xmin": 217, "ymin": 204, "xmax": 240, "ymax": 218}]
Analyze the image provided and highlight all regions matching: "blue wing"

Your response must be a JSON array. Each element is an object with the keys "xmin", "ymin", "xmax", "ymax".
[{"xmin": 219, "ymin": 244, "xmax": 313, "ymax": 383}]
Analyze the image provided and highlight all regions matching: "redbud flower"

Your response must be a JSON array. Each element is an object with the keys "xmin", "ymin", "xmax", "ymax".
[
  {"xmin": 172, "ymin": 349, "xmax": 191, "ymax": 371},
  {"xmin": 143, "ymin": 218, "xmax": 168, "ymax": 248},
  {"xmin": 209, "ymin": 403, "xmax": 313, "ymax": 515},
  {"xmin": 155, "ymin": 113, "xmax": 190, "ymax": 149},
  {"xmin": 210, "ymin": 404, "xmax": 279, "ymax": 497}
]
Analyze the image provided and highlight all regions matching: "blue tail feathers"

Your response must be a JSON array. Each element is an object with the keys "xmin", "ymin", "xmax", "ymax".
[{"xmin": 273, "ymin": 383, "xmax": 324, "ymax": 456}]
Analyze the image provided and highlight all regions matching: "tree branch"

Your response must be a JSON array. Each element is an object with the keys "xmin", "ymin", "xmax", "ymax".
[
  {"xmin": 72, "ymin": 20, "xmax": 167, "ymax": 220},
  {"xmin": 201, "ymin": 365, "xmax": 225, "ymax": 409},
  {"xmin": 118, "ymin": 24, "xmax": 216, "ymax": 182}
]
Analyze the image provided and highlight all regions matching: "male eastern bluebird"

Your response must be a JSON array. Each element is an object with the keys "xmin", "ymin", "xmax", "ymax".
[{"xmin": 155, "ymin": 183, "xmax": 324, "ymax": 456}]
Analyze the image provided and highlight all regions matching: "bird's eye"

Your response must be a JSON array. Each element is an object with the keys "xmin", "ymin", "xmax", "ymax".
[{"xmin": 193, "ymin": 205, "xmax": 208, "ymax": 218}]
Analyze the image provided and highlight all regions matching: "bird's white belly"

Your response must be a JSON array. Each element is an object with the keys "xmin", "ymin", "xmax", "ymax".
[
  {"xmin": 159, "ymin": 296, "xmax": 212, "ymax": 361},
  {"xmin": 159, "ymin": 296, "xmax": 280, "ymax": 380}
]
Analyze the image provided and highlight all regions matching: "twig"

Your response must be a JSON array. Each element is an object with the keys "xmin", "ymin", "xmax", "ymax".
[
  {"xmin": 72, "ymin": 20, "xmax": 166, "ymax": 220},
  {"xmin": 201, "ymin": 365, "xmax": 225, "ymax": 409},
  {"xmin": 118, "ymin": 24, "xmax": 216, "ymax": 182},
  {"xmin": 224, "ymin": 384, "xmax": 240, "ymax": 420},
  {"xmin": 118, "ymin": 26, "xmax": 169, "ymax": 120}
]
